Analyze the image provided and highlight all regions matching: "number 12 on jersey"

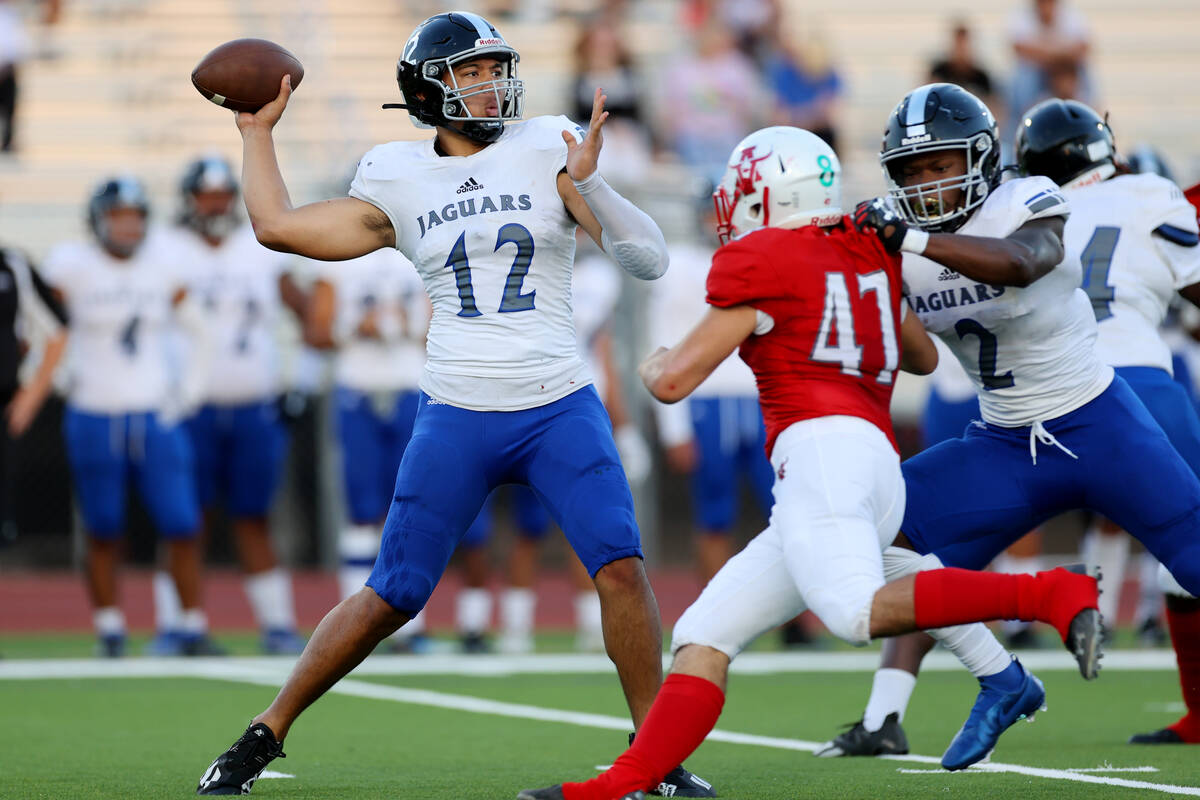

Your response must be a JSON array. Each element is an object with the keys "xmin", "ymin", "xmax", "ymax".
[
  {"xmin": 811, "ymin": 270, "xmax": 899, "ymax": 383},
  {"xmin": 444, "ymin": 223, "xmax": 536, "ymax": 317}
]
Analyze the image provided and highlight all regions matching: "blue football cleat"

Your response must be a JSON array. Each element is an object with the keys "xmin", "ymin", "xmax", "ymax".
[
  {"xmin": 261, "ymin": 628, "xmax": 306, "ymax": 655},
  {"xmin": 941, "ymin": 658, "xmax": 1046, "ymax": 770}
]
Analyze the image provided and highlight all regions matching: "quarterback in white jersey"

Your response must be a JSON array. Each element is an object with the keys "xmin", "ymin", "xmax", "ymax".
[
  {"xmin": 197, "ymin": 13, "xmax": 714, "ymax": 799},
  {"xmin": 823, "ymin": 84, "xmax": 1200, "ymax": 767},
  {"xmin": 148, "ymin": 156, "xmax": 305, "ymax": 657},
  {"xmin": 1017, "ymin": 99, "xmax": 1200, "ymax": 746},
  {"xmin": 44, "ymin": 177, "xmax": 217, "ymax": 658}
]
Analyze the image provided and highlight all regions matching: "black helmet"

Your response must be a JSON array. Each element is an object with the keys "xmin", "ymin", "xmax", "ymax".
[
  {"xmin": 1015, "ymin": 98, "xmax": 1116, "ymax": 189},
  {"xmin": 880, "ymin": 83, "xmax": 1000, "ymax": 232},
  {"xmin": 179, "ymin": 155, "xmax": 240, "ymax": 239},
  {"xmin": 1124, "ymin": 143, "xmax": 1175, "ymax": 183},
  {"xmin": 88, "ymin": 176, "xmax": 149, "ymax": 257},
  {"xmin": 392, "ymin": 12, "xmax": 523, "ymax": 144}
]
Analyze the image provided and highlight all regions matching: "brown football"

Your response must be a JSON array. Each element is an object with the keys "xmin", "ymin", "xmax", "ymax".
[{"xmin": 191, "ymin": 38, "xmax": 304, "ymax": 113}]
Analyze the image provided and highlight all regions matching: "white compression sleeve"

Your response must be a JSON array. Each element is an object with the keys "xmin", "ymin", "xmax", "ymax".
[{"xmin": 573, "ymin": 172, "xmax": 668, "ymax": 280}]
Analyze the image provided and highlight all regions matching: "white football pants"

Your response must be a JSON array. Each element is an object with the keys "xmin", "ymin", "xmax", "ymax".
[{"xmin": 673, "ymin": 415, "xmax": 905, "ymax": 656}]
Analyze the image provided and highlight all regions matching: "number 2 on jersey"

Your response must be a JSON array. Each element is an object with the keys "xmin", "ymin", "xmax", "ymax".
[
  {"xmin": 443, "ymin": 223, "xmax": 536, "ymax": 317},
  {"xmin": 811, "ymin": 270, "xmax": 898, "ymax": 383},
  {"xmin": 955, "ymin": 318, "xmax": 1014, "ymax": 390}
]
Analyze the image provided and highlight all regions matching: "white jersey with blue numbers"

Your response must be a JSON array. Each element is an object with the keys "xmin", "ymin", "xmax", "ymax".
[
  {"xmin": 350, "ymin": 115, "xmax": 592, "ymax": 411},
  {"xmin": 903, "ymin": 176, "xmax": 1113, "ymax": 427},
  {"xmin": 307, "ymin": 247, "xmax": 429, "ymax": 392},
  {"xmin": 43, "ymin": 232, "xmax": 184, "ymax": 414},
  {"xmin": 165, "ymin": 224, "xmax": 291, "ymax": 404},
  {"xmin": 1064, "ymin": 173, "xmax": 1200, "ymax": 374}
]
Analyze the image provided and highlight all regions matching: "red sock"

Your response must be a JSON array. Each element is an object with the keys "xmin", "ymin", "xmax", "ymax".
[
  {"xmin": 913, "ymin": 566, "xmax": 1097, "ymax": 640},
  {"xmin": 563, "ymin": 674, "xmax": 724, "ymax": 800},
  {"xmin": 1164, "ymin": 596, "xmax": 1200, "ymax": 742}
]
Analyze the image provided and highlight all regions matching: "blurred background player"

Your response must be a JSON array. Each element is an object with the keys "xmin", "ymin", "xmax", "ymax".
[
  {"xmin": 649, "ymin": 190, "xmax": 772, "ymax": 584},
  {"xmin": 43, "ymin": 176, "xmax": 217, "ymax": 657},
  {"xmin": 147, "ymin": 156, "xmax": 306, "ymax": 656},
  {"xmin": 0, "ymin": 235, "xmax": 68, "ymax": 535},
  {"xmin": 1016, "ymin": 98, "xmax": 1200, "ymax": 745},
  {"xmin": 303, "ymin": 242, "xmax": 432, "ymax": 653}
]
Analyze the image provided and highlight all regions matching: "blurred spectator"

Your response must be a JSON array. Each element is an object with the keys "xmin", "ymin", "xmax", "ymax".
[
  {"xmin": 683, "ymin": 0, "xmax": 780, "ymax": 62},
  {"xmin": 569, "ymin": 18, "xmax": 652, "ymax": 186},
  {"xmin": 763, "ymin": 30, "xmax": 843, "ymax": 151},
  {"xmin": 928, "ymin": 21, "xmax": 996, "ymax": 110},
  {"xmin": 1006, "ymin": 0, "xmax": 1092, "ymax": 154},
  {"xmin": 0, "ymin": 0, "xmax": 31, "ymax": 152},
  {"xmin": 658, "ymin": 20, "xmax": 769, "ymax": 185}
]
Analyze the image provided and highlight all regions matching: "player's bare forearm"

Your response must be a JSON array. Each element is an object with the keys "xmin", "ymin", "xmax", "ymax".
[
  {"xmin": 640, "ymin": 306, "xmax": 756, "ymax": 403},
  {"xmin": 240, "ymin": 126, "xmax": 298, "ymax": 249},
  {"xmin": 899, "ymin": 311, "xmax": 938, "ymax": 375},
  {"xmin": 922, "ymin": 217, "xmax": 1064, "ymax": 287}
]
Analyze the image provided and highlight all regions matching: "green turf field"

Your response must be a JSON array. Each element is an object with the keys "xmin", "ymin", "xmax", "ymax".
[{"xmin": 0, "ymin": 645, "xmax": 1196, "ymax": 799}]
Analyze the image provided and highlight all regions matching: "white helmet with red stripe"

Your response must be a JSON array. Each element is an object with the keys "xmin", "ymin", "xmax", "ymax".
[{"xmin": 713, "ymin": 126, "xmax": 842, "ymax": 244}]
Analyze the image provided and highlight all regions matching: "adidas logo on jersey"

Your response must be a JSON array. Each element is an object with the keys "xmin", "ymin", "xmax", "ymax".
[
  {"xmin": 456, "ymin": 177, "xmax": 484, "ymax": 194},
  {"xmin": 937, "ymin": 268, "xmax": 959, "ymax": 281}
]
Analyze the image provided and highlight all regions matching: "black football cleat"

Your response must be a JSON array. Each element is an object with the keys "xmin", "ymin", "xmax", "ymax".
[
  {"xmin": 197, "ymin": 722, "xmax": 285, "ymax": 795},
  {"xmin": 628, "ymin": 732, "xmax": 716, "ymax": 797},
  {"xmin": 1057, "ymin": 563, "xmax": 1104, "ymax": 680},
  {"xmin": 1129, "ymin": 728, "xmax": 1186, "ymax": 744},
  {"xmin": 814, "ymin": 712, "xmax": 909, "ymax": 757}
]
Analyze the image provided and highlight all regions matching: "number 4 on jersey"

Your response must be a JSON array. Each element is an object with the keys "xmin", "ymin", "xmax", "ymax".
[{"xmin": 811, "ymin": 271, "xmax": 898, "ymax": 383}]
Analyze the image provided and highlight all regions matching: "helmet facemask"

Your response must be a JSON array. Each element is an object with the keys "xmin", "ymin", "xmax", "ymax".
[
  {"xmin": 883, "ymin": 131, "xmax": 996, "ymax": 233},
  {"xmin": 413, "ymin": 48, "xmax": 524, "ymax": 143}
]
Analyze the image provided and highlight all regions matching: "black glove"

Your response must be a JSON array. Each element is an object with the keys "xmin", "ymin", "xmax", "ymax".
[{"xmin": 853, "ymin": 198, "xmax": 908, "ymax": 253}]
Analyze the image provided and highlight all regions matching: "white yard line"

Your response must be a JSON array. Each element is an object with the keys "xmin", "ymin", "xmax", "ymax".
[
  {"xmin": 1, "ymin": 653, "xmax": 1194, "ymax": 796},
  {"xmin": 0, "ymin": 648, "xmax": 1177, "ymax": 680}
]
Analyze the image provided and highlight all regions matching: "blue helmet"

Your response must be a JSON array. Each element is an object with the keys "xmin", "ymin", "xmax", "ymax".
[
  {"xmin": 390, "ymin": 12, "xmax": 524, "ymax": 144},
  {"xmin": 88, "ymin": 176, "xmax": 149, "ymax": 257},
  {"xmin": 179, "ymin": 155, "xmax": 240, "ymax": 239}
]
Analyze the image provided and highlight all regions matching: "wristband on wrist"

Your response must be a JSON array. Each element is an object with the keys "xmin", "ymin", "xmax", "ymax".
[
  {"xmin": 900, "ymin": 228, "xmax": 930, "ymax": 255},
  {"xmin": 572, "ymin": 171, "xmax": 605, "ymax": 195}
]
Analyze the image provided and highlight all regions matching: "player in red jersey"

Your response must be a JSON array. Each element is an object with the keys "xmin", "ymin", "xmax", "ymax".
[{"xmin": 516, "ymin": 126, "xmax": 1103, "ymax": 800}]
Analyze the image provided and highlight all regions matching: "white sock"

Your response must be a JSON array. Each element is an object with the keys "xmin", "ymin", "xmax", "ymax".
[
  {"xmin": 1081, "ymin": 527, "xmax": 1130, "ymax": 624},
  {"xmin": 993, "ymin": 553, "xmax": 1043, "ymax": 575},
  {"xmin": 499, "ymin": 587, "xmax": 536, "ymax": 652},
  {"xmin": 501, "ymin": 587, "xmax": 536, "ymax": 638},
  {"xmin": 930, "ymin": 622, "xmax": 1012, "ymax": 678},
  {"xmin": 575, "ymin": 590, "xmax": 603, "ymax": 651},
  {"xmin": 339, "ymin": 524, "xmax": 380, "ymax": 601},
  {"xmin": 153, "ymin": 569, "xmax": 182, "ymax": 632},
  {"xmin": 244, "ymin": 568, "xmax": 297, "ymax": 632},
  {"xmin": 393, "ymin": 608, "xmax": 427, "ymax": 641},
  {"xmin": 862, "ymin": 668, "xmax": 917, "ymax": 731},
  {"xmin": 1135, "ymin": 552, "xmax": 1165, "ymax": 626},
  {"xmin": 94, "ymin": 606, "xmax": 126, "ymax": 636},
  {"xmin": 456, "ymin": 588, "xmax": 493, "ymax": 635},
  {"xmin": 179, "ymin": 608, "xmax": 208, "ymax": 635}
]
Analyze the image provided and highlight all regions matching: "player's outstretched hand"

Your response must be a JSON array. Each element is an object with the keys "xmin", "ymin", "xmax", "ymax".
[
  {"xmin": 853, "ymin": 198, "xmax": 908, "ymax": 252},
  {"xmin": 563, "ymin": 87, "xmax": 610, "ymax": 182},
  {"xmin": 236, "ymin": 74, "xmax": 292, "ymax": 136}
]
